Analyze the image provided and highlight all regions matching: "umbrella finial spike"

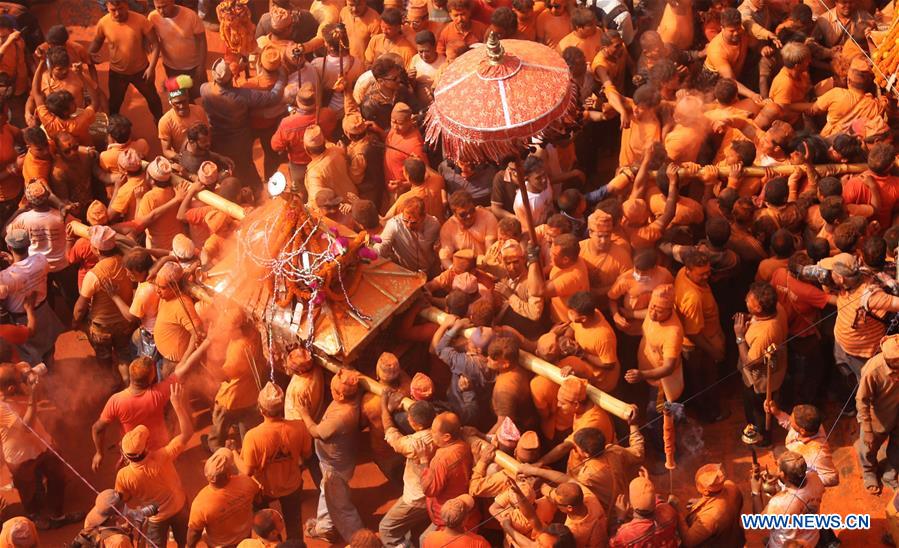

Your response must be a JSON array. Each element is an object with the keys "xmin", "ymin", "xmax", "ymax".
[{"xmin": 486, "ymin": 31, "xmax": 504, "ymax": 65}]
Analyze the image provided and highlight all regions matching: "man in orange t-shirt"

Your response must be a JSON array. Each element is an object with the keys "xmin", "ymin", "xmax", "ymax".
[
  {"xmin": 566, "ymin": 291, "xmax": 620, "ymax": 393},
  {"xmin": 547, "ymin": 233, "xmax": 590, "ymax": 322},
  {"xmin": 437, "ymin": 0, "xmax": 488, "ymax": 55},
  {"xmin": 136, "ymin": 157, "xmax": 183, "ymax": 251},
  {"xmin": 204, "ymin": 309, "xmax": 263, "ymax": 452},
  {"xmin": 534, "ymin": 0, "xmax": 571, "ymax": 48},
  {"xmin": 115, "ymin": 383, "xmax": 193, "ymax": 548},
  {"xmin": 703, "ymin": 9, "xmax": 757, "ymax": 102},
  {"xmin": 187, "ymin": 448, "xmax": 260, "ymax": 547},
  {"xmin": 158, "ymin": 83, "xmax": 209, "ymax": 160},
  {"xmin": 89, "ymin": 0, "xmax": 164, "ymax": 121}
]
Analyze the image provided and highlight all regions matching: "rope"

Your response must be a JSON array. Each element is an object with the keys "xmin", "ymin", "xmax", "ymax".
[{"xmin": 8, "ymin": 402, "xmax": 159, "ymax": 548}]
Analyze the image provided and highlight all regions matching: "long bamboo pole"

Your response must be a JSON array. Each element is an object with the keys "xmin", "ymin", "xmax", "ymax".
[
  {"xmin": 418, "ymin": 306, "xmax": 635, "ymax": 422},
  {"xmin": 663, "ymin": 163, "xmax": 868, "ymax": 178},
  {"xmin": 140, "ymin": 161, "xmax": 247, "ymax": 221}
]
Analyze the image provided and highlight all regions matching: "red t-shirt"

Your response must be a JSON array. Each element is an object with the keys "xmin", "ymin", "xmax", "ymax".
[
  {"xmin": 842, "ymin": 171, "xmax": 899, "ymax": 227},
  {"xmin": 65, "ymin": 237, "xmax": 98, "ymax": 291},
  {"xmin": 100, "ymin": 375, "xmax": 178, "ymax": 451},
  {"xmin": 769, "ymin": 267, "xmax": 829, "ymax": 337}
]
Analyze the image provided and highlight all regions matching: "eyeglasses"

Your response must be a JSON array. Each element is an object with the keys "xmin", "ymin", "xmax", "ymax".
[{"xmin": 456, "ymin": 208, "xmax": 475, "ymax": 219}]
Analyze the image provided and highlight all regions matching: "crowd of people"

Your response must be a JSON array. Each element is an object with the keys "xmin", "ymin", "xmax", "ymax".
[{"xmin": 0, "ymin": 0, "xmax": 899, "ymax": 544}]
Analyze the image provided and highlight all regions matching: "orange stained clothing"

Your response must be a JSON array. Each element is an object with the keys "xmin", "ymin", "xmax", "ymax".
[
  {"xmin": 813, "ymin": 87, "xmax": 885, "ymax": 138},
  {"xmin": 35, "ymin": 105, "xmax": 95, "ymax": 145},
  {"xmin": 703, "ymin": 30, "xmax": 748, "ymax": 77},
  {"xmin": 147, "ymin": 6, "xmax": 205, "ymax": 71},
  {"xmin": 285, "ymin": 367, "xmax": 326, "ymax": 421},
  {"xmin": 154, "ymin": 294, "xmax": 200, "ymax": 362},
  {"xmin": 80, "ymin": 256, "xmax": 134, "ymax": 326},
  {"xmin": 571, "ymin": 314, "xmax": 619, "ymax": 392},
  {"xmin": 384, "ymin": 129, "xmax": 427, "ymax": 184},
  {"xmin": 188, "ymin": 474, "xmax": 259, "ymax": 546},
  {"xmin": 40, "ymin": 72, "xmax": 85, "ymax": 108},
  {"xmin": 115, "ymin": 437, "xmax": 187, "ymax": 522},
  {"xmin": 566, "ymin": 403, "xmax": 615, "ymax": 470},
  {"xmin": 664, "ymin": 123, "xmax": 708, "ymax": 164},
  {"xmin": 365, "ymin": 33, "xmax": 417, "ymax": 67},
  {"xmin": 530, "ymin": 373, "xmax": 576, "ymax": 440},
  {"xmin": 548, "ymin": 257, "xmax": 590, "ymax": 322},
  {"xmin": 0, "ymin": 124, "xmax": 20, "ymax": 203},
  {"xmin": 756, "ymin": 256, "xmax": 789, "ymax": 283},
  {"xmin": 619, "ymin": 101, "xmax": 662, "ymax": 167},
  {"xmin": 158, "ymin": 105, "xmax": 208, "ymax": 155},
  {"xmin": 108, "ymin": 174, "xmax": 147, "ymax": 221},
  {"xmin": 742, "ymin": 306, "xmax": 788, "ymax": 394},
  {"xmin": 97, "ymin": 11, "xmax": 154, "ymax": 75},
  {"xmin": 558, "ymin": 30, "xmax": 601, "ymax": 61},
  {"xmin": 575, "ymin": 426, "xmax": 645, "ymax": 512},
  {"xmin": 99, "ymin": 139, "xmax": 151, "ymax": 175},
  {"xmin": 535, "ymin": 10, "xmax": 571, "ymax": 49},
  {"xmin": 657, "ymin": 0, "xmax": 693, "ymax": 50},
  {"xmin": 579, "ymin": 240, "xmax": 632, "ymax": 293},
  {"xmin": 436, "ymin": 20, "xmax": 488, "ymax": 55},
  {"xmin": 591, "ymin": 49, "xmax": 627, "ymax": 92},
  {"xmin": 563, "ymin": 486, "xmax": 608, "ymax": 548},
  {"xmin": 649, "ymin": 192, "xmax": 704, "ymax": 226},
  {"xmin": 214, "ymin": 335, "xmax": 262, "ymax": 411},
  {"xmin": 394, "ymin": 175, "xmax": 446, "ymax": 222},
  {"xmin": 21, "ymin": 152, "xmax": 51, "ymax": 184},
  {"xmin": 769, "ymin": 66, "xmax": 810, "ymax": 105},
  {"xmin": 607, "ymin": 266, "xmax": 675, "ymax": 336},
  {"xmin": 136, "ymin": 186, "xmax": 181, "ymax": 250},
  {"xmin": 438, "ymin": 207, "xmax": 498, "ymax": 262},
  {"xmin": 422, "ymin": 530, "xmax": 491, "ymax": 548},
  {"xmin": 241, "ymin": 418, "xmax": 313, "ymax": 498},
  {"xmin": 339, "ymin": 7, "xmax": 383, "ymax": 62},
  {"xmin": 674, "ymin": 267, "xmax": 726, "ymax": 356},
  {"xmin": 835, "ymin": 283, "xmax": 895, "ymax": 359},
  {"xmin": 638, "ymin": 312, "xmax": 685, "ymax": 401}
]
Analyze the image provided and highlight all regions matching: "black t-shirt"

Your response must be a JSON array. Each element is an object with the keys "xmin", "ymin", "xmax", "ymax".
[
  {"xmin": 491, "ymin": 169, "xmax": 517, "ymax": 212},
  {"xmin": 255, "ymin": 10, "xmax": 319, "ymax": 44}
]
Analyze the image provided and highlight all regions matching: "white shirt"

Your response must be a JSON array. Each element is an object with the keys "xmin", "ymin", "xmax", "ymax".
[
  {"xmin": 0, "ymin": 397, "xmax": 51, "ymax": 467},
  {"xmin": 8, "ymin": 210, "xmax": 69, "ymax": 273},
  {"xmin": 0, "ymin": 254, "xmax": 49, "ymax": 314},
  {"xmin": 129, "ymin": 281, "xmax": 159, "ymax": 331},
  {"xmin": 588, "ymin": 0, "xmax": 634, "ymax": 44},
  {"xmin": 513, "ymin": 186, "xmax": 553, "ymax": 228}
]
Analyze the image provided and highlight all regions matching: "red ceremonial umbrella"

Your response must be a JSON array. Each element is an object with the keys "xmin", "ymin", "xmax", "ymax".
[
  {"xmin": 424, "ymin": 33, "xmax": 579, "ymax": 242},
  {"xmin": 425, "ymin": 33, "xmax": 579, "ymax": 163}
]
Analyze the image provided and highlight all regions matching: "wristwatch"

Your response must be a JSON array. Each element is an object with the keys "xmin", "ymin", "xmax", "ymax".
[{"xmin": 735, "ymin": 336, "xmax": 744, "ymax": 345}]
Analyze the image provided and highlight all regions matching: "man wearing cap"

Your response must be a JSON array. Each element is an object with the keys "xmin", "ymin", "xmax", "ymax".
[
  {"xmin": 609, "ymin": 475, "xmax": 677, "ymax": 546},
  {"xmin": 493, "ymin": 240, "xmax": 546, "ymax": 339},
  {"xmin": 362, "ymin": 353, "xmax": 411, "ymax": 485},
  {"xmin": 312, "ymin": 23, "xmax": 365, "ymax": 118},
  {"xmin": 856, "ymin": 334, "xmax": 899, "ymax": 494},
  {"xmin": 421, "ymin": 494, "xmax": 489, "ymax": 547},
  {"xmin": 0, "ymin": 517, "xmax": 38, "ymax": 547},
  {"xmin": 534, "ymin": 376, "xmax": 615, "ymax": 472},
  {"xmin": 187, "ymin": 448, "xmax": 260, "ymax": 547},
  {"xmin": 159, "ymin": 80, "xmax": 209, "ymax": 161},
  {"xmin": 0, "ymin": 363, "xmax": 74, "ymax": 530},
  {"xmin": 751, "ymin": 451, "xmax": 824, "ymax": 546},
  {"xmin": 296, "ymin": 369, "xmax": 364, "ymax": 543},
  {"xmin": 303, "ymin": 124, "xmax": 359, "ymax": 206},
  {"xmin": 7, "ymin": 180, "xmax": 71, "ymax": 286},
  {"xmin": 115, "ymin": 383, "xmax": 193, "ymax": 548},
  {"xmin": 106, "ymin": 148, "xmax": 146, "ymax": 223},
  {"xmin": 271, "ymin": 82, "xmax": 334, "ymax": 192},
  {"xmin": 284, "ymin": 347, "xmax": 325, "ymax": 423},
  {"xmin": 343, "ymin": 107, "xmax": 386, "ymax": 206},
  {"xmin": 76, "ymin": 489, "xmax": 133, "ymax": 547},
  {"xmin": 384, "ymin": 102, "xmax": 427, "ymax": 205},
  {"xmin": 136, "ymin": 157, "xmax": 183, "ymax": 251},
  {"xmin": 153, "ymin": 262, "xmax": 202, "ymax": 370},
  {"xmin": 378, "ymin": 396, "xmax": 437, "ymax": 546},
  {"xmin": 256, "ymin": 0, "xmax": 321, "ymax": 52},
  {"xmin": 72, "ymin": 225, "xmax": 134, "ymax": 382},
  {"xmin": 89, "ymin": 0, "xmax": 164, "ymax": 122},
  {"xmin": 147, "ymin": 0, "xmax": 206, "ymax": 93},
  {"xmin": 0, "ymin": 229, "xmax": 63, "ymax": 366},
  {"xmin": 241, "ymin": 382, "xmax": 312, "ymax": 539},
  {"xmin": 243, "ymin": 45, "xmax": 292, "ymax": 179},
  {"xmin": 469, "ymin": 431, "xmax": 542, "ymax": 497},
  {"xmin": 199, "ymin": 57, "xmax": 286, "ymax": 189},
  {"xmin": 673, "ymin": 463, "xmax": 744, "ymax": 546}
]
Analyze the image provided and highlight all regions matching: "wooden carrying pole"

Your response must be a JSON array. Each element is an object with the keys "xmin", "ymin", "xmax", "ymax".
[
  {"xmin": 140, "ymin": 161, "xmax": 247, "ymax": 221},
  {"xmin": 661, "ymin": 163, "xmax": 869, "ymax": 179},
  {"xmin": 316, "ymin": 355, "xmax": 521, "ymax": 472},
  {"xmin": 419, "ymin": 306, "xmax": 635, "ymax": 422}
]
